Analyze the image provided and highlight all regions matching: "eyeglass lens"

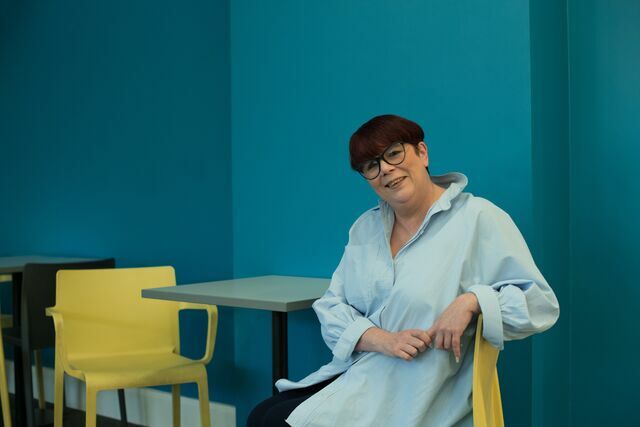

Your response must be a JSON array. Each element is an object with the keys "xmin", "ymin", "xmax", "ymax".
[{"xmin": 361, "ymin": 142, "xmax": 406, "ymax": 179}]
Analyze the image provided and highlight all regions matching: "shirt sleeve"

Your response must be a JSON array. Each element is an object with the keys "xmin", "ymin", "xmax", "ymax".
[
  {"xmin": 464, "ymin": 203, "xmax": 560, "ymax": 350},
  {"xmin": 312, "ymin": 250, "xmax": 376, "ymax": 362}
]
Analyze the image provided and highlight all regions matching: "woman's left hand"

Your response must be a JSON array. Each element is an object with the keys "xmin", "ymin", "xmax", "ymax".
[{"xmin": 425, "ymin": 293, "xmax": 481, "ymax": 363}]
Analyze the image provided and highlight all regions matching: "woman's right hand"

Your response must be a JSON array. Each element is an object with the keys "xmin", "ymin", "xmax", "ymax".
[{"xmin": 356, "ymin": 327, "xmax": 432, "ymax": 361}]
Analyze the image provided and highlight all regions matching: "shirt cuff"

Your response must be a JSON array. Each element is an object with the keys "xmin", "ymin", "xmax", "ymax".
[
  {"xmin": 468, "ymin": 285, "xmax": 504, "ymax": 350},
  {"xmin": 332, "ymin": 316, "xmax": 376, "ymax": 361}
]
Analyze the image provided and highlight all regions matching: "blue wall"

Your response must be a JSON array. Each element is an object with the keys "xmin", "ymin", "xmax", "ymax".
[
  {"xmin": 568, "ymin": 0, "xmax": 640, "ymax": 424},
  {"xmin": 3, "ymin": 1, "xmax": 639, "ymax": 426},
  {"xmin": 0, "ymin": 0, "xmax": 236, "ymax": 405},
  {"xmin": 230, "ymin": 1, "xmax": 535, "ymax": 425},
  {"xmin": 529, "ymin": 1, "xmax": 570, "ymax": 426}
]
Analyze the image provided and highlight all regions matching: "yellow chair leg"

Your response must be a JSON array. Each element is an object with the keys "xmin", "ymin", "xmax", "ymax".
[
  {"xmin": 0, "ymin": 331, "xmax": 12, "ymax": 427},
  {"xmin": 35, "ymin": 350, "xmax": 46, "ymax": 410},
  {"xmin": 85, "ymin": 387, "xmax": 98, "ymax": 427},
  {"xmin": 197, "ymin": 377, "xmax": 211, "ymax": 427},
  {"xmin": 54, "ymin": 354, "xmax": 65, "ymax": 427},
  {"xmin": 172, "ymin": 384, "xmax": 181, "ymax": 427}
]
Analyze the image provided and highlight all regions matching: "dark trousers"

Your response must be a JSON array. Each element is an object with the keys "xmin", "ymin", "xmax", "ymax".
[{"xmin": 247, "ymin": 376, "xmax": 337, "ymax": 427}]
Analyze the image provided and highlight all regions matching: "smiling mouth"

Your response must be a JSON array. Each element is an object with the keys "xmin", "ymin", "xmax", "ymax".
[{"xmin": 385, "ymin": 176, "xmax": 406, "ymax": 189}]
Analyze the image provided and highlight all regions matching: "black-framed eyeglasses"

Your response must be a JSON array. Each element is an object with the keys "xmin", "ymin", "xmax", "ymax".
[{"xmin": 357, "ymin": 142, "xmax": 407, "ymax": 180}]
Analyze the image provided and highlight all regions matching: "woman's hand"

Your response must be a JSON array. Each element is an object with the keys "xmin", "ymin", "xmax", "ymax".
[
  {"xmin": 356, "ymin": 327, "xmax": 432, "ymax": 361},
  {"xmin": 426, "ymin": 293, "xmax": 480, "ymax": 362}
]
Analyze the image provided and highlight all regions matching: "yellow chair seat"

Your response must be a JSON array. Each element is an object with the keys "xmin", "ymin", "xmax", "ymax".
[{"xmin": 67, "ymin": 352, "xmax": 206, "ymax": 389}]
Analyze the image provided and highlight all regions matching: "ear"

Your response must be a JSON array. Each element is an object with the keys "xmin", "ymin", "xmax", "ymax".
[{"xmin": 417, "ymin": 141, "xmax": 429, "ymax": 168}]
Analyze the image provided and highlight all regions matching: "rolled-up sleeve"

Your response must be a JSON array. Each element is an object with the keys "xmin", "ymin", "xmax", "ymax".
[
  {"xmin": 313, "ymin": 251, "xmax": 376, "ymax": 361},
  {"xmin": 464, "ymin": 203, "xmax": 560, "ymax": 349}
]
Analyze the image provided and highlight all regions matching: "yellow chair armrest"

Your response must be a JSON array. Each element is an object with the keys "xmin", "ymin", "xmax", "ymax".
[
  {"xmin": 178, "ymin": 302, "xmax": 218, "ymax": 365},
  {"xmin": 45, "ymin": 307, "xmax": 79, "ymax": 376}
]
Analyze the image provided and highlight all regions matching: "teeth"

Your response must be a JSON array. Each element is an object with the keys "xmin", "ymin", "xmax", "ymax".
[{"xmin": 387, "ymin": 177, "xmax": 404, "ymax": 188}]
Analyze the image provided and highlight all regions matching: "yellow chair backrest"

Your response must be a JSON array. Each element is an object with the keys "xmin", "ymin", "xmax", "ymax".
[
  {"xmin": 472, "ymin": 314, "xmax": 504, "ymax": 427},
  {"xmin": 54, "ymin": 266, "xmax": 180, "ymax": 360}
]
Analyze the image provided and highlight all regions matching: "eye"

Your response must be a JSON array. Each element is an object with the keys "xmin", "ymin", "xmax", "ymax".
[
  {"xmin": 386, "ymin": 149, "xmax": 402, "ymax": 158},
  {"xmin": 385, "ymin": 143, "xmax": 404, "ymax": 160},
  {"xmin": 363, "ymin": 161, "xmax": 377, "ymax": 172}
]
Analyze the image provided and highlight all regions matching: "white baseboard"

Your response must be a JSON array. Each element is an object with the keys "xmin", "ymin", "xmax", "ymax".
[{"xmin": 5, "ymin": 360, "xmax": 236, "ymax": 427}]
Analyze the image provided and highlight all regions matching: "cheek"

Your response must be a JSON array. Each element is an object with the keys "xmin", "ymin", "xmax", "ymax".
[
  {"xmin": 408, "ymin": 165, "xmax": 427, "ymax": 180},
  {"xmin": 367, "ymin": 179, "xmax": 383, "ymax": 191},
  {"xmin": 368, "ymin": 181, "xmax": 388, "ymax": 199}
]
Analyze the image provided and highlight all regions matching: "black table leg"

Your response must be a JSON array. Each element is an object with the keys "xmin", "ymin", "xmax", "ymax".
[
  {"xmin": 271, "ymin": 312, "xmax": 288, "ymax": 395},
  {"xmin": 118, "ymin": 389, "xmax": 129, "ymax": 426},
  {"xmin": 12, "ymin": 272, "xmax": 27, "ymax": 427}
]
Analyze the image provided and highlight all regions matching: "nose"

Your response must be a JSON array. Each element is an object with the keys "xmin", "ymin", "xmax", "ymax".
[{"xmin": 379, "ymin": 158, "xmax": 395, "ymax": 175}]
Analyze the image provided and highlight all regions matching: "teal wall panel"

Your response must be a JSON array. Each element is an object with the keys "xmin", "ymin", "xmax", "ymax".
[
  {"xmin": 0, "ymin": 0, "xmax": 235, "ymax": 404},
  {"xmin": 568, "ymin": 0, "xmax": 640, "ymax": 424},
  {"xmin": 529, "ymin": 1, "xmax": 570, "ymax": 426}
]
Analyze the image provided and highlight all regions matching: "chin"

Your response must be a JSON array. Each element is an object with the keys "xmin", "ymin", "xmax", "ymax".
[{"xmin": 385, "ymin": 192, "xmax": 413, "ymax": 205}]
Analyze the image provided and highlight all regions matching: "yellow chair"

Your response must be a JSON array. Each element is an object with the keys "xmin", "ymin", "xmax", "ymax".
[
  {"xmin": 1, "ymin": 275, "xmax": 47, "ymax": 420},
  {"xmin": 46, "ymin": 266, "xmax": 218, "ymax": 427},
  {"xmin": 472, "ymin": 314, "xmax": 504, "ymax": 427},
  {"xmin": 0, "ymin": 274, "xmax": 12, "ymax": 426},
  {"xmin": 0, "ymin": 310, "xmax": 45, "ymax": 426},
  {"xmin": 0, "ymin": 312, "xmax": 12, "ymax": 427}
]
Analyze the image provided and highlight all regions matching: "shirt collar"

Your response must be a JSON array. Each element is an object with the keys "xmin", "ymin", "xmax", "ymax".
[
  {"xmin": 378, "ymin": 172, "xmax": 469, "ymax": 238},
  {"xmin": 430, "ymin": 171, "xmax": 468, "ymax": 210}
]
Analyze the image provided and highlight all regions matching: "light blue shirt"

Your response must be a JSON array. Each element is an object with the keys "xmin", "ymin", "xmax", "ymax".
[{"xmin": 276, "ymin": 172, "xmax": 559, "ymax": 427}]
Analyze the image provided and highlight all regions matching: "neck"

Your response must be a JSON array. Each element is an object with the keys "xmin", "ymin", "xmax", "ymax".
[{"xmin": 393, "ymin": 179, "xmax": 446, "ymax": 232}]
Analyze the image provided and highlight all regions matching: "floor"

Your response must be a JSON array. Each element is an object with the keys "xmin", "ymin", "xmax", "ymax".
[{"xmin": 2, "ymin": 394, "xmax": 143, "ymax": 427}]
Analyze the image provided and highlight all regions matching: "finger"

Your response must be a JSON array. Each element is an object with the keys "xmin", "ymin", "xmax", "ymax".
[
  {"xmin": 414, "ymin": 330, "xmax": 432, "ymax": 347},
  {"xmin": 425, "ymin": 326, "xmax": 435, "ymax": 340},
  {"xmin": 452, "ymin": 334, "xmax": 461, "ymax": 363},
  {"xmin": 425, "ymin": 332, "xmax": 434, "ymax": 348},
  {"xmin": 398, "ymin": 349, "xmax": 414, "ymax": 361},
  {"xmin": 434, "ymin": 331, "xmax": 444, "ymax": 349},
  {"xmin": 401, "ymin": 344, "xmax": 419, "ymax": 358},
  {"xmin": 424, "ymin": 332, "xmax": 433, "ymax": 348},
  {"xmin": 424, "ymin": 328, "xmax": 436, "ymax": 348},
  {"xmin": 407, "ymin": 337, "xmax": 427, "ymax": 353},
  {"xmin": 443, "ymin": 331, "xmax": 452, "ymax": 350},
  {"xmin": 409, "ymin": 337, "xmax": 427, "ymax": 352}
]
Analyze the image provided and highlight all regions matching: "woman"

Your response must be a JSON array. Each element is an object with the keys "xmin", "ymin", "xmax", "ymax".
[{"xmin": 248, "ymin": 114, "xmax": 559, "ymax": 427}]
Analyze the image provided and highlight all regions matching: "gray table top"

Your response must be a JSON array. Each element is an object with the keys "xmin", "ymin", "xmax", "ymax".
[
  {"xmin": 142, "ymin": 275, "xmax": 331, "ymax": 312},
  {"xmin": 0, "ymin": 256, "xmax": 99, "ymax": 274}
]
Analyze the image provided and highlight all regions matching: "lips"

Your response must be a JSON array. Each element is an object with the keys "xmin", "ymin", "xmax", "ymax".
[{"xmin": 385, "ymin": 176, "xmax": 406, "ymax": 189}]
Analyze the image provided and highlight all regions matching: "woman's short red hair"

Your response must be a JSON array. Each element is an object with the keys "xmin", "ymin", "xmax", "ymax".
[{"xmin": 349, "ymin": 114, "xmax": 425, "ymax": 171}]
